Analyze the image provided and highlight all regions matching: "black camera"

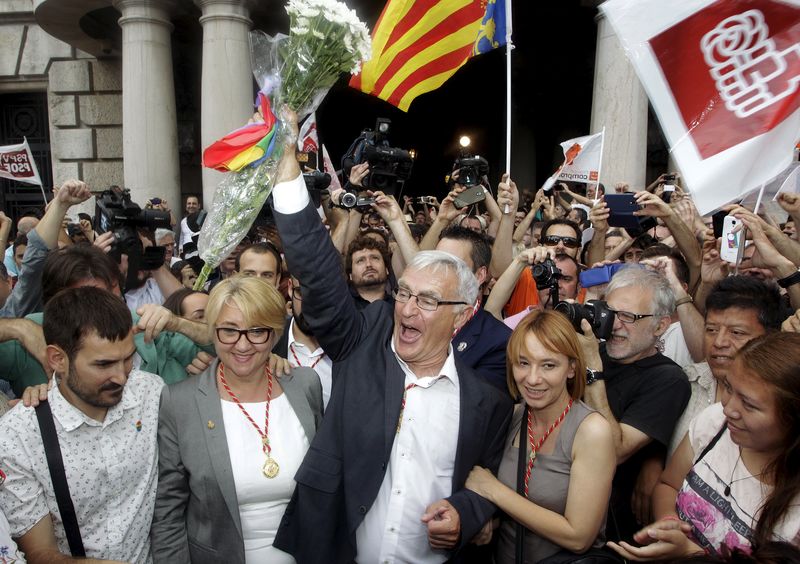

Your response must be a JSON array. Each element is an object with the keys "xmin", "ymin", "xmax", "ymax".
[
  {"xmin": 554, "ymin": 299, "xmax": 615, "ymax": 340},
  {"xmin": 342, "ymin": 118, "xmax": 414, "ymax": 194},
  {"xmin": 94, "ymin": 187, "xmax": 171, "ymax": 252},
  {"xmin": 452, "ymin": 155, "xmax": 489, "ymax": 188},
  {"xmin": 531, "ymin": 258, "xmax": 562, "ymax": 290}
]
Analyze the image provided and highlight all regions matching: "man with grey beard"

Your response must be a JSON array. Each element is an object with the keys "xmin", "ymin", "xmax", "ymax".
[{"xmin": 577, "ymin": 266, "xmax": 690, "ymax": 543}]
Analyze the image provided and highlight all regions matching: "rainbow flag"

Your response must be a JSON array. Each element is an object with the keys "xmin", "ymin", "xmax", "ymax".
[
  {"xmin": 350, "ymin": 0, "xmax": 507, "ymax": 112},
  {"xmin": 202, "ymin": 90, "xmax": 279, "ymax": 172}
]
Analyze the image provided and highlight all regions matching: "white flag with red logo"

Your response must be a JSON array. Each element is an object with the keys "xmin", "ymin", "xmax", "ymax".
[
  {"xmin": 0, "ymin": 138, "xmax": 42, "ymax": 186},
  {"xmin": 541, "ymin": 132, "xmax": 604, "ymax": 191},
  {"xmin": 321, "ymin": 144, "xmax": 342, "ymax": 192},
  {"xmin": 297, "ymin": 113, "xmax": 319, "ymax": 154},
  {"xmin": 555, "ymin": 132, "xmax": 604, "ymax": 184},
  {"xmin": 601, "ymin": 0, "xmax": 800, "ymax": 215}
]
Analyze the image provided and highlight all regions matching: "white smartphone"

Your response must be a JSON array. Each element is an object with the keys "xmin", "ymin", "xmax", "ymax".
[{"xmin": 719, "ymin": 216, "xmax": 746, "ymax": 264}]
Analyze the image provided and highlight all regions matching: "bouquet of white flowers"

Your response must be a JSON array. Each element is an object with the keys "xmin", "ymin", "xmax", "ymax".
[{"xmin": 194, "ymin": 0, "xmax": 370, "ymax": 289}]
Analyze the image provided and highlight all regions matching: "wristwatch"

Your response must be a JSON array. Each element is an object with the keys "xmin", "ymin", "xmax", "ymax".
[{"xmin": 586, "ymin": 368, "xmax": 604, "ymax": 386}]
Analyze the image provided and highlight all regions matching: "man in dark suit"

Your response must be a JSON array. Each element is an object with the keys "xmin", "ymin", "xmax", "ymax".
[
  {"xmin": 436, "ymin": 225, "xmax": 513, "ymax": 393},
  {"xmin": 271, "ymin": 148, "xmax": 512, "ymax": 564}
]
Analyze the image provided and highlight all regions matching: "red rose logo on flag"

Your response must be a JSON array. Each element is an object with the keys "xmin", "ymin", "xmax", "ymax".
[
  {"xmin": 649, "ymin": 0, "xmax": 800, "ymax": 159},
  {"xmin": 564, "ymin": 143, "xmax": 582, "ymax": 165}
]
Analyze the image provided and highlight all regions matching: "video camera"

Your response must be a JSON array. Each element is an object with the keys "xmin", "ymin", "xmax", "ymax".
[
  {"xmin": 94, "ymin": 187, "xmax": 171, "ymax": 254},
  {"xmin": 451, "ymin": 155, "xmax": 489, "ymax": 188},
  {"xmin": 448, "ymin": 142, "xmax": 489, "ymax": 209},
  {"xmin": 94, "ymin": 187, "xmax": 172, "ymax": 289},
  {"xmin": 341, "ymin": 118, "xmax": 414, "ymax": 197}
]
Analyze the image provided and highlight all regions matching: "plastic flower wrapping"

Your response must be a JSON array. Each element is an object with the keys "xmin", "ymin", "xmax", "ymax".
[{"xmin": 194, "ymin": 0, "xmax": 371, "ymax": 289}]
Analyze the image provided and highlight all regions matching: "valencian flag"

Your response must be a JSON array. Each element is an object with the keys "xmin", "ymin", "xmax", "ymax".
[
  {"xmin": 350, "ymin": 0, "xmax": 507, "ymax": 111},
  {"xmin": 601, "ymin": 0, "xmax": 800, "ymax": 214}
]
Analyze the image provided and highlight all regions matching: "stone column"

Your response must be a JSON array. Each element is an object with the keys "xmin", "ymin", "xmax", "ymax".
[
  {"xmin": 113, "ymin": 0, "xmax": 180, "ymax": 209},
  {"xmin": 196, "ymin": 0, "xmax": 253, "ymax": 209},
  {"xmin": 590, "ymin": 10, "xmax": 649, "ymax": 190}
]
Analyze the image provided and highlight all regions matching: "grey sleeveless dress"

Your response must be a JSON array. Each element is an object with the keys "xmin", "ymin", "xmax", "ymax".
[{"xmin": 494, "ymin": 401, "xmax": 607, "ymax": 564}]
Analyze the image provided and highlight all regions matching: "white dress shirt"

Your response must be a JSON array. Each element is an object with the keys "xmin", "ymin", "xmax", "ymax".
[
  {"xmin": 661, "ymin": 321, "xmax": 693, "ymax": 368},
  {"xmin": 179, "ymin": 216, "xmax": 198, "ymax": 253},
  {"xmin": 355, "ymin": 345, "xmax": 460, "ymax": 564},
  {"xmin": 124, "ymin": 277, "xmax": 166, "ymax": 310},
  {"xmin": 286, "ymin": 318, "xmax": 331, "ymax": 408},
  {"xmin": 0, "ymin": 370, "xmax": 163, "ymax": 563}
]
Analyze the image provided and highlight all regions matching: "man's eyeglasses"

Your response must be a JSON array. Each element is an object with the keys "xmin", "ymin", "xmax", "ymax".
[
  {"xmin": 392, "ymin": 288, "xmax": 468, "ymax": 311},
  {"xmin": 608, "ymin": 309, "xmax": 655, "ymax": 324},
  {"xmin": 543, "ymin": 235, "xmax": 581, "ymax": 249},
  {"xmin": 215, "ymin": 327, "xmax": 273, "ymax": 345}
]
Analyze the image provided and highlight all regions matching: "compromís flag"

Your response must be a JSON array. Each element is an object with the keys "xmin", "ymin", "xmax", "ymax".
[{"xmin": 350, "ymin": 0, "xmax": 507, "ymax": 112}]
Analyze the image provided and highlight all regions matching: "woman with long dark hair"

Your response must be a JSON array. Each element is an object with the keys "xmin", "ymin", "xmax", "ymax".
[{"xmin": 609, "ymin": 332, "xmax": 800, "ymax": 560}]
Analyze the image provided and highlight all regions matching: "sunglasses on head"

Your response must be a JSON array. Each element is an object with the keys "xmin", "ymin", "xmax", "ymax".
[{"xmin": 543, "ymin": 235, "xmax": 580, "ymax": 249}]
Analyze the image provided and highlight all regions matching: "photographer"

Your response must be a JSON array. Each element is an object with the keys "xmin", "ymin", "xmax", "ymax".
[
  {"xmin": 485, "ymin": 246, "xmax": 581, "ymax": 323},
  {"xmin": 575, "ymin": 266, "xmax": 690, "ymax": 542},
  {"xmin": 121, "ymin": 229, "xmax": 183, "ymax": 310}
]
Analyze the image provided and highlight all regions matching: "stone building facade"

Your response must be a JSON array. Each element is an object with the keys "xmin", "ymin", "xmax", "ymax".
[{"xmin": 0, "ymin": 0, "xmax": 652, "ymax": 223}]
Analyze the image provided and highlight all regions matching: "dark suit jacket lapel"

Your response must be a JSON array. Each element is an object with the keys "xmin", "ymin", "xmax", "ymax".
[
  {"xmin": 452, "ymin": 359, "xmax": 489, "ymax": 489},
  {"xmin": 196, "ymin": 367, "xmax": 244, "ymax": 538},
  {"xmin": 280, "ymin": 370, "xmax": 317, "ymax": 442},
  {"xmin": 383, "ymin": 352, "xmax": 405, "ymax": 462}
]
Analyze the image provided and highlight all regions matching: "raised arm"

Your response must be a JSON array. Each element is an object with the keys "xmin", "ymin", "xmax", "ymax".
[
  {"xmin": 419, "ymin": 186, "xmax": 464, "ymax": 251},
  {"xmin": 482, "ymin": 185, "xmax": 503, "ymax": 239},
  {"xmin": 484, "ymin": 246, "xmax": 551, "ymax": 321},
  {"xmin": 586, "ymin": 198, "xmax": 610, "ymax": 267},
  {"xmin": 634, "ymin": 191, "xmax": 702, "ymax": 290},
  {"xmin": 489, "ymin": 174, "xmax": 519, "ymax": 277},
  {"xmin": 372, "ymin": 192, "xmax": 419, "ymax": 265}
]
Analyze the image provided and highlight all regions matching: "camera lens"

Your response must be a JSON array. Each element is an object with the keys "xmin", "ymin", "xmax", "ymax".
[{"xmin": 340, "ymin": 192, "xmax": 358, "ymax": 208}]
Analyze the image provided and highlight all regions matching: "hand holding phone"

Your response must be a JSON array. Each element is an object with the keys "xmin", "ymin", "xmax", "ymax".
[{"xmin": 719, "ymin": 215, "xmax": 746, "ymax": 264}]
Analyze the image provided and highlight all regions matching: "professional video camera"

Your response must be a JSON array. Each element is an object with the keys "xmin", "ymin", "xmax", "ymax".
[
  {"xmin": 452, "ymin": 155, "xmax": 489, "ymax": 188},
  {"xmin": 94, "ymin": 187, "xmax": 172, "ymax": 289},
  {"xmin": 341, "ymin": 118, "xmax": 414, "ymax": 195},
  {"xmin": 554, "ymin": 299, "xmax": 615, "ymax": 340},
  {"xmin": 448, "ymin": 137, "xmax": 489, "ymax": 209},
  {"xmin": 94, "ymin": 187, "xmax": 171, "ymax": 254}
]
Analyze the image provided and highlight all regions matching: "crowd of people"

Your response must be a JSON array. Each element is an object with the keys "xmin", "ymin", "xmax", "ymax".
[{"xmin": 1, "ymin": 113, "xmax": 800, "ymax": 564}]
